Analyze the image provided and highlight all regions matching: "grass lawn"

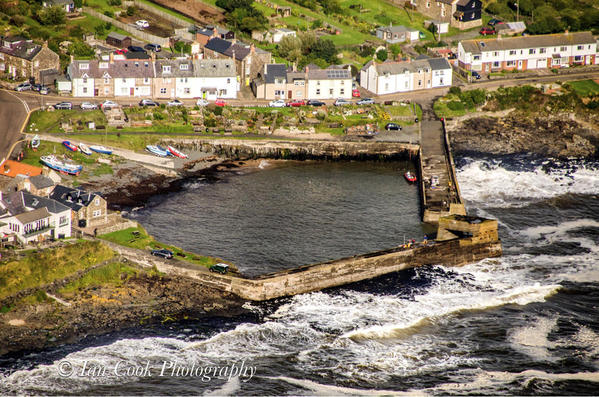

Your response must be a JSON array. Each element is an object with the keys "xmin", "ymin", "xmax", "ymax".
[
  {"xmin": 566, "ymin": 80, "xmax": 599, "ymax": 97},
  {"xmin": 433, "ymin": 96, "xmax": 469, "ymax": 119},
  {"xmin": 28, "ymin": 109, "xmax": 108, "ymax": 134},
  {"xmin": 58, "ymin": 261, "xmax": 139, "ymax": 297},
  {"xmin": 0, "ymin": 241, "xmax": 115, "ymax": 300},
  {"xmin": 99, "ymin": 227, "xmax": 228, "ymax": 269}
]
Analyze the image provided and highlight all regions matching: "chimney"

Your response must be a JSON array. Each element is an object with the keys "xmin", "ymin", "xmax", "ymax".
[
  {"xmin": 70, "ymin": 54, "xmax": 74, "ymax": 63},
  {"xmin": 250, "ymin": 43, "xmax": 255, "ymax": 54},
  {"xmin": 292, "ymin": 61, "xmax": 296, "ymax": 72},
  {"xmin": 305, "ymin": 65, "xmax": 309, "ymax": 80},
  {"xmin": 43, "ymin": 41, "xmax": 48, "ymax": 49},
  {"xmin": 565, "ymin": 29, "xmax": 569, "ymax": 35},
  {"xmin": 109, "ymin": 52, "xmax": 114, "ymax": 64},
  {"xmin": 497, "ymin": 33, "xmax": 502, "ymax": 40},
  {"xmin": 150, "ymin": 51, "xmax": 156, "ymax": 61}
]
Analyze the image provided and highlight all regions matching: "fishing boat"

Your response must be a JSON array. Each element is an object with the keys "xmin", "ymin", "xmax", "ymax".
[
  {"xmin": 40, "ymin": 155, "xmax": 82, "ymax": 176},
  {"xmin": 146, "ymin": 145, "xmax": 169, "ymax": 157},
  {"xmin": 62, "ymin": 141, "xmax": 78, "ymax": 152},
  {"xmin": 89, "ymin": 145, "xmax": 112, "ymax": 155},
  {"xmin": 79, "ymin": 142, "xmax": 92, "ymax": 155},
  {"xmin": 167, "ymin": 145, "xmax": 188, "ymax": 159},
  {"xmin": 157, "ymin": 145, "xmax": 173, "ymax": 156},
  {"xmin": 404, "ymin": 171, "xmax": 417, "ymax": 183},
  {"xmin": 30, "ymin": 135, "xmax": 40, "ymax": 151}
]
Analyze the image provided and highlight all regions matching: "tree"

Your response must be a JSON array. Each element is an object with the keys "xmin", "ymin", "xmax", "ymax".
[
  {"xmin": 69, "ymin": 41, "xmax": 95, "ymax": 57},
  {"xmin": 311, "ymin": 38, "xmax": 337, "ymax": 64},
  {"xmin": 389, "ymin": 44, "xmax": 402, "ymax": 58},
  {"xmin": 278, "ymin": 35, "xmax": 303, "ymax": 62},
  {"xmin": 217, "ymin": 0, "xmax": 267, "ymax": 34},
  {"xmin": 311, "ymin": 19, "xmax": 322, "ymax": 30},
  {"xmin": 298, "ymin": 31, "xmax": 317, "ymax": 54},
  {"xmin": 376, "ymin": 48, "xmax": 388, "ymax": 62},
  {"xmin": 37, "ymin": 6, "xmax": 65, "ymax": 25},
  {"xmin": 126, "ymin": 6, "xmax": 135, "ymax": 16}
]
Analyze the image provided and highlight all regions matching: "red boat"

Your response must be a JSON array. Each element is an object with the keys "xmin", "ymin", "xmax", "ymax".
[
  {"xmin": 62, "ymin": 141, "xmax": 78, "ymax": 152},
  {"xmin": 404, "ymin": 171, "xmax": 417, "ymax": 183},
  {"xmin": 167, "ymin": 145, "xmax": 188, "ymax": 159}
]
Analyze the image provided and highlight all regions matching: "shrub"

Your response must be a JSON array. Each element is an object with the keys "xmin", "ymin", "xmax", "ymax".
[
  {"xmin": 107, "ymin": 0, "xmax": 121, "ymax": 6},
  {"xmin": 449, "ymin": 86, "xmax": 462, "ymax": 96},
  {"xmin": 104, "ymin": 10, "xmax": 114, "ymax": 18},
  {"xmin": 447, "ymin": 101, "xmax": 465, "ymax": 111},
  {"xmin": 126, "ymin": 6, "xmax": 135, "ymax": 16},
  {"xmin": 9, "ymin": 15, "xmax": 25, "ymax": 27}
]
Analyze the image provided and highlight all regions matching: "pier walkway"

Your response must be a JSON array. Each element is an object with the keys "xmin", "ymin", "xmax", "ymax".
[{"xmin": 418, "ymin": 104, "xmax": 465, "ymax": 223}]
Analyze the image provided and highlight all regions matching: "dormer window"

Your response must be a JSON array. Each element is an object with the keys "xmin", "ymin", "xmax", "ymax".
[
  {"xmin": 99, "ymin": 62, "xmax": 108, "ymax": 69},
  {"xmin": 163, "ymin": 65, "xmax": 171, "ymax": 73},
  {"xmin": 180, "ymin": 64, "xmax": 189, "ymax": 70},
  {"xmin": 79, "ymin": 63, "xmax": 89, "ymax": 70},
  {"xmin": 144, "ymin": 62, "xmax": 148, "ymax": 67},
  {"xmin": 135, "ymin": 62, "xmax": 139, "ymax": 67}
]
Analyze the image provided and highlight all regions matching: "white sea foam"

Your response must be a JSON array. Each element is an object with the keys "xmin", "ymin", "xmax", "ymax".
[
  {"xmin": 508, "ymin": 317, "xmax": 558, "ymax": 361},
  {"xmin": 271, "ymin": 376, "xmax": 423, "ymax": 396},
  {"xmin": 457, "ymin": 159, "xmax": 599, "ymax": 207}
]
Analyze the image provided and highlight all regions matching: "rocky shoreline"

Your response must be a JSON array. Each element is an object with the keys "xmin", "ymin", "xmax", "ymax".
[
  {"xmin": 446, "ymin": 112, "xmax": 599, "ymax": 159},
  {"xmin": 0, "ymin": 269, "xmax": 247, "ymax": 357}
]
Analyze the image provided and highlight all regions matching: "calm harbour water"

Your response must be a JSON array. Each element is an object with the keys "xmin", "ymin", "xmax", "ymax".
[{"xmin": 1, "ymin": 155, "xmax": 599, "ymax": 395}]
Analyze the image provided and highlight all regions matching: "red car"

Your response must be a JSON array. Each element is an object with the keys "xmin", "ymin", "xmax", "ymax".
[
  {"xmin": 352, "ymin": 88, "xmax": 361, "ymax": 97},
  {"xmin": 215, "ymin": 99, "xmax": 226, "ymax": 107},
  {"xmin": 115, "ymin": 48, "xmax": 128, "ymax": 55},
  {"xmin": 287, "ymin": 99, "xmax": 305, "ymax": 107},
  {"xmin": 479, "ymin": 27, "xmax": 496, "ymax": 36}
]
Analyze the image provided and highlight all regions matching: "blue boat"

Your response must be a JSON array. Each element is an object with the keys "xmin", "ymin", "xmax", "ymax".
[
  {"xmin": 89, "ymin": 145, "xmax": 112, "ymax": 155},
  {"xmin": 40, "ymin": 155, "xmax": 82, "ymax": 176},
  {"xmin": 62, "ymin": 141, "xmax": 78, "ymax": 152},
  {"xmin": 146, "ymin": 145, "xmax": 169, "ymax": 157},
  {"xmin": 157, "ymin": 145, "xmax": 173, "ymax": 156}
]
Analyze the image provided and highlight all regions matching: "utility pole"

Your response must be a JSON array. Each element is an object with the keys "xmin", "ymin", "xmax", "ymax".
[{"xmin": 516, "ymin": 0, "xmax": 520, "ymax": 22}]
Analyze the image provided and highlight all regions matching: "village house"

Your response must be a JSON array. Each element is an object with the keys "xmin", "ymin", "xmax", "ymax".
[
  {"xmin": 193, "ymin": 58, "xmax": 238, "ymax": 99},
  {"xmin": 409, "ymin": 0, "xmax": 482, "ymax": 30},
  {"xmin": 194, "ymin": 26, "xmax": 235, "ymax": 46},
  {"xmin": 153, "ymin": 58, "xmax": 194, "ymax": 99},
  {"xmin": 376, "ymin": 25, "xmax": 420, "ymax": 44},
  {"xmin": 42, "ymin": 0, "xmax": 75, "ymax": 13},
  {"xmin": 253, "ymin": 64, "xmax": 350, "ymax": 100},
  {"xmin": 495, "ymin": 21, "xmax": 526, "ymax": 36},
  {"xmin": 457, "ymin": 31, "xmax": 597, "ymax": 73},
  {"xmin": 50, "ymin": 185, "xmax": 107, "ymax": 230},
  {"xmin": 360, "ymin": 57, "xmax": 452, "ymax": 95},
  {"xmin": 0, "ymin": 190, "xmax": 71, "ymax": 245},
  {"xmin": 270, "ymin": 28, "xmax": 297, "ymax": 44},
  {"xmin": 203, "ymin": 37, "xmax": 272, "ymax": 86},
  {"xmin": 0, "ymin": 36, "xmax": 60, "ymax": 81},
  {"xmin": 17, "ymin": 174, "xmax": 56, "ymax": 197},
  {"xmin": 105, "ymin": 32, "xmax": 132, "ymax": 49}
]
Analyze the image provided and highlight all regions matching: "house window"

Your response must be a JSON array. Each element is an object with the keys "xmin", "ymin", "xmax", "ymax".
[
  {"xmin": 92, "ymin": 210, "xmax": 101, "ymax": 218},
  {"xmin": 316, "ymin": 88, "xmax": 320, "ymax": 95},
  {"xmin": 553, "ymin": 58, "xmax": 561, "ymax": 65},
  {"xmin": 385, "ymin": 83, "xmax": 389, "ymax": 91},
  {"xmin": 340, "ymin": 88, "xmax": 344, "ymax": 95},
  {"xmin": 122, "ymin": 78, "xmax": 126, "ymax": 83},
  {"xmin": 160, "ymin": 88, "xmax": 167, "ymax": 94},
  {"xmin": 296, "ymin": 90, "xmax": 302, "ymax": 96},
  {"xmin": 104, "ymin": 78, "xmax": 109, "ymax": 84},
  {"xmin": 540, "ymin": 48, "xmax": 546, "ymax": 54},
  {"xmin": 473, "ymin": 55, "xmax": 480, "ymax": 61},
  {"xmin": 94, "ymin": 198, "xmax": 99, "ymax": 205},
  {"xmin": 83, "ymin": 87, "xmax": 87, "ymax": 93},
  {"xmin": 34, "ymin": 61, "xmax": 39, "ymax": 68},
  {"xmin": 509, "ymin": 50, "xmax": 517, "ymax": 55},
  {"xmin": 79, "ymin": 63, "xmax": 89, "ymax": 70},
  {"xmin": 439, "ymin": 78, "xmax": 444, "ymax": 85},
  {"xmin": 163, "ymin": 65, "xmax": 171, "ymax": 73},
  {"xmin": 226, "ymin": 78, "xmax": 230, "ymax": 84},
  {"xmin": 184, "ymin": 88, "xmax": 190, "ymax": 94},
  {"xmin": 493, "ymin": 51, "xmax": 499, "ymax": 57},
  {"xmin": 329, "ymin": 88, "xmax": 333, "ymax": 95},
  {"xmin": 492, "ymin": 61, "xmax": 500, "ymax": 68},
  {"xmin": 59, "ymin": 216, "xmax": 68, "ymax": 226},
  {"xmin": 574, "ymin": 55, "xmax": 583, "ymax": 62},
  {"xmin": 529, "ymin": 49, "xmax": 535, "ymax": 55},
  {"xmin": 418, "ymin": 80, "xmax": 422, "ymax": 87},
  {"xmin": 577, "ymin": 45, "xmax": 583, "ymax": 50},
  {"xmin": 560, "ymin": 46, "xmax": 567, "ymax": 51},
  {"xmin": 180, "ymin": 64, "xmax": 189, "ymax": 70},
  {"xmin": 507, "ymin": 60, "xmax": 515, "ymax": 66},
  {"xmin": 426, "ymin": 1, "xmax": 430, "ymax": 8},
  {"xmin": 144, "ymin": 77, "xmax": 150, "ymax": 84},
  {"xmin": 83, "ymin": 77, "xmax": 87, "ymax": 83},
  {"xmin": 104, "ymin": 87, "xmax": 109, "ymax": 94}
]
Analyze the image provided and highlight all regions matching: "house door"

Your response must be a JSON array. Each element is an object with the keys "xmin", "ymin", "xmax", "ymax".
[
  {"xmin": 94, "ymin": 88, "xmax": 98, "ymax": 96},
  {"xmin": 288, "ymin": 90, "xmax": 292, "ymax": 99},
  {"xmin": 130, "ymin": 87, "xmax": 134, "ymax": 96},
  {"xmin": 517, "ymin": 60, "xmax": 523, "ymax": 70}
]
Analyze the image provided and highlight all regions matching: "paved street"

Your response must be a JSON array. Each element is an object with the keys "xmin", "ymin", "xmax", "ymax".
[{"xmin": 0, "ymin": 90, "xmax": 30, "ymax": 164}]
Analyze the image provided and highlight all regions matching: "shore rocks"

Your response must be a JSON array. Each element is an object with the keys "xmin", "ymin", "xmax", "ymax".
[{"xmin": 447, "ymin": 115, "xmax": 599, "ymax": 159}]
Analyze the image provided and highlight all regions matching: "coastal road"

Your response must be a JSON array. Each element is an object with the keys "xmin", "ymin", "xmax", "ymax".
[{"xmin": 0, "ymin": 89, "xmax": 34, "ymax": 164}]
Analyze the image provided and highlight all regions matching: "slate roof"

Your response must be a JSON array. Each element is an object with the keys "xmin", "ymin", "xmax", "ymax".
[
  {"xmin": 1, "ymin": 191, "xmax": 26, "ymax": 216},
  {"xmin": 70, "ymin": 60, "xmax": 155, "ymax": 79},
  {"xmin": 45, "ymin": 0, "xmax": 74, "ymax": 5},
  {"xmin": 461, "ymin": 31, "xmax": 595, "ymax": 54},
  {"xmin": 29, "ymin": 174, "xmax": 55, "ymax": 190},
  {"xmin": 428, "ymin": 57, "xmax": 451, "ymax": 70},
  {"xmin": 0, "ymin": 41, "xmax": 41, "ymax": 61},
  {"xmin": 307, "ymin": 65, "xmax": 351, "ymax": 80},
  {"xmin": 362, "ymin": 57, "xmax": 450, "ymax": 74},
  {"xmin": 155, "ymin": 59, "xmax": 195, "ymax": 78},
  {"xmin": 377, "ymin": 25, "xmax": 418, "ymax": 34},
  {"xmin": 194, "ymin": 59, "xmax": 236, "ymax": 77},
  {"xmin": 264, "ymin": 64, "xmax": 287, "ymax": 83},
  {"xmin": 15, "ymin": 207, "xmax": 51, "ymax": 225},
  {"xmin": 50, "ymin": 185, "xmax": 101, "ymax": 212},
  {"xmin": 22, "ymin": 192, "xmax": 69, "ymax": 214},
  {"xmin": 204, "ymin": 38, "xmax": 233, "ymax": 54},
  {"xmin": 106, "ymin": 32, "xmax": 129, "ymax": 41}
]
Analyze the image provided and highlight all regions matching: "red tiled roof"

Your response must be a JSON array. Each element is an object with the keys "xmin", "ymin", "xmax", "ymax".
[{"xmin": 0, "ymin": 160, "xmax": 43, "ymax": 178}]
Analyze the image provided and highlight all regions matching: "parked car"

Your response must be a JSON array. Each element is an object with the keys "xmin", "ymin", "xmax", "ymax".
[
  {"xmin": 352, "ymin": 88, "xmax": 361, "ymax": 97},
  {"xmin": 135, "ymin": 20, "xmax": 149, "ymax": 28},
  {"xmin": 53, "ymin": 102, "xmax": 73, "ymax": 110},
  {"xmin": 307, "ymin": 99, "xmax": 325, "ymax": 107},
  {"xmin": 488, "ymin": 18, "xmax": 503, "ymax": 26},
  {"xmin": 39, "ymin": 86, "xmax": 49, "ymax": 95},
  {"xmin": 356, "ymin": 98, "xmax": 375, "ymax": 105},
  {"xmin": 80, "ymin": 102, "xmax": 98, "ymax": 110},
  {"xmin": 385, "ymin": 122, "xmax": 402, "ymax": 131},
  {"xmin": 215, "ymin": 99, "xmax": 226, "ymax": 107},
  {"xmin": 139, "ymin": 99, "xmax": 158, "ymax": 107},
  {"xmin": 287, "ymin": 99, "xmax": 305, "ymax": 107},
  {"xmin": 31, "ymin": 83, "xmax": 42, "ymax": 92},
  {"xmin": 196, "ymin": 98, "xmax": 209, "ymax": 106},
  {"xmin": 100, "ymin": 100, "xmax": 118, "ymax": 109},
  {"xmin": 479, "ymin": 27, "xmax": 496, "ymax": 35},
  {"xmin": 115, "ymin": 48, "xmax": 128, "ymax": 55},
  {"xmin": 334, "ymin": 98, "xmax": 351, "ymax": 106},
  {"xmin": 15, "ymin": 82, "xmax": 31, "ymax": 91},
  {"xmin": 151, "ymin": 249, "xmax": 173, "ymax": 259},
  {"xmin": 167, "ymin": 99, "xmax": 183, "ymax": 107},
  {"xmin": 209, "ymin": 263, "xmax": 229, "ymax": 274},
  {"xmin": 471, "ymin": 70, "xmax": 481, "ymax": 80},
  {"xmin": 269, "ymin": 99, "xmax": 286, "ymax": 108},
  {"xmin": 431, "ymin": 175, "xmax": 439, "ymax": 187},
  {"xmin": 128, "ymin": 45, "xmax": 146, "ymax": 53},
  {"xmin": 144, "ymin": 43, "xmax": 161, "ymax": 52}
]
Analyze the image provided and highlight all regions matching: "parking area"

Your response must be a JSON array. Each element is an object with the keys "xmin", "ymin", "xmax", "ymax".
[{"xmin": 117, "ymin": 9, "xmax": 185, "ymax": 38}]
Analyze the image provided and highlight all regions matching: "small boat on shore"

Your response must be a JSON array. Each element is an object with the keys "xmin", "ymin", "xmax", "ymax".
[
  {"xmin": 167, "ymin": 145, "xmax": 188, "ymax": 159},
  {"xmin": 79, "ymin": 142, "xmax": 92, "ymax": 155},
  {"xmin": 404, "ymin": 171, "xmax": 417, "ymax": 183},
  {"xmin": 146, "ymin": 145, "xmax": 169, "ymax": 157},
  {"xmin": 30, "ymin": 135, "xmax": 40, "ymax": 151},
  {"xmin": 62, "ymin": 141, "xmax": 78, "ymax": 152},
  {"xmin": 89, "ymin": 145, "xmax": 112, "ymax": 155},
  {"xmin": 40, "ymin": 155, "xmax": 82, "ymax": 176}
]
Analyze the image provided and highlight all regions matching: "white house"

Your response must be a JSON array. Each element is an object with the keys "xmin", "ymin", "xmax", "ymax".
[
  {"xmin": 458, "ymin": 31, "xmax": 597, "ymax": 73},
  {"xmin": 271, "ymin": 28, "xmax": 296, "ymax": 43},
  {"xmin": 360, "ymin": 57, "xmax": 452, "ymax": 95},
  {"xmin": 306, "ymin": 65, "xmax": 352, "ymax": 100},
  {"xmin": 42, "ymin": 0, "xmax": 75, "ymax": 13},
  {"xmin": 69, "ymin": 59, "xmax": 155, "ymax": 97},
  {"xmin": 376, "ymin": 25, "xmax": 420, "ymax": 44},
  {"xmin": 193, "ymin": 59, "xmax": 238, "ymax": 99}
]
